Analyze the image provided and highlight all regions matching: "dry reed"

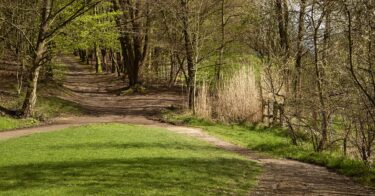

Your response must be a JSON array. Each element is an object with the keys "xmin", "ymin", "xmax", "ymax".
[{"xmin": 195, "ymin": 66, "xmax": 262, "ymax": 123}]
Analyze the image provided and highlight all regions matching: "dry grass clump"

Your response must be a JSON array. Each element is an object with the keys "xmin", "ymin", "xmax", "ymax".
[
  {"xmin": 195, "ymin": 66, "xmax": 262, "ymax": 123},
  {"xmin": 216, "ymin": 67, "xmax": 262, "ymax": 122},
  {"xmin": 194, "ymin": 81, "xmax": 212, "ymax": 119}
]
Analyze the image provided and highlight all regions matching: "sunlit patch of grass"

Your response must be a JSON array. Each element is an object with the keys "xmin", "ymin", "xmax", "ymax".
[
  {"xmin": 0, "ymin": 116, "xmax": 38, "ymax": 132},
  {"xmin": 36, "ymin": 96, "xmax": 85, "ymax": 118},
  {"xmin": 0, "ymin": 124, "xmax": 261, "ymax": 195}
]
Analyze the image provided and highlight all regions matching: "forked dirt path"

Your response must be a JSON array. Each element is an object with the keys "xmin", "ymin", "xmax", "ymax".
[{"xmin": 0, "ymin": 56, "xmax": 374, "ymax": 195}]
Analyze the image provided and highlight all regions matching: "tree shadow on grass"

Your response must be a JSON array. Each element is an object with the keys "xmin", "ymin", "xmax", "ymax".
[
  {"xmin": 0, "ymin": 157, "xmax": 260, "ymax": 195},
  {"xmin": 49, "ymin": 142, "xmax": 222, "ymax": 152}
]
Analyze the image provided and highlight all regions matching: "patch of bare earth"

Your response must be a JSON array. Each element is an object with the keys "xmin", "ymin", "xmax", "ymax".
[{"xmin": 0, "ymin": 56, "xmax": 374, "ymax": 195}]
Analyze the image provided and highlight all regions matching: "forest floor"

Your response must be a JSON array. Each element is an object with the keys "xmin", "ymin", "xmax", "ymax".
[{"xmin": 0, "ymin": 56, "xmax": 374, "ymax": 195}]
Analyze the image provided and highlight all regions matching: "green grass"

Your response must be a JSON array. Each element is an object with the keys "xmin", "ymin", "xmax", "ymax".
[
  {"xmin": 0, "ymin": 96, "xmax": 83, "ymax": 132},
  {"xmin": 0, "ymin": 124, "xmax": 260, "ymax": 195},
  {"xmin": 162, "ymin": 112, "xmax": 375, "ymax": 187},
  {"xmin": 1, "ymin": 79, "xmax": 84, "ymax": 120},
  {"xmin": 0, "ymin": 117, "xmax": 39, "ymax": 132},
  {"xmin": 36, "ymin": 96, "xmax": 84, "ymax": 118},
  {"xmin": 2, "ymin": 94, "xmax": 83, "ymax": 118}
]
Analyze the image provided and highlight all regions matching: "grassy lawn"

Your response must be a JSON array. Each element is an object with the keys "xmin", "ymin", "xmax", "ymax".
[
  {"xmin": 0, "ymin": 117, "xmax": 38, "ymax": 132},
  {"xmin": 0, "ymin": 124, "xmax": 260, "ymax": 195},
  {"xmin": 162, "ymin": 112, "xmax": 375, "ymax": 186}
]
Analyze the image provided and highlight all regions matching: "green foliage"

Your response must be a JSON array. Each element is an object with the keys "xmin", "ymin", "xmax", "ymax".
[
  {"xmin": 55, "ymin": 2, "xmax": 120, "ymax": 52},
  {"xmin": 162, "ymin": 112, "xmax": 375, "ymax": 186},
  {"xmin": 0, "ymin": 124, "xmax": 260, "ymax": 195},
  {"xmin": 0, "ymin": 117, "xmax": 38, "ymax": 132}
]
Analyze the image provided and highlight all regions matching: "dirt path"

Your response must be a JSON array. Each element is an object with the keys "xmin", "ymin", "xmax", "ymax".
[
  {"xmin": 53, "ymin": 56, "xmax": 184, "ymax": 116},
  {"xmin": 1, "ymin": 56, "xmax": 374, "ymax": 195}
]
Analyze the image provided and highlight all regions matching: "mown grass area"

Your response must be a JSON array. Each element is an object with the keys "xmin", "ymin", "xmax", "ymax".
[
  {"xmin": 0, "ymin": 124, "xmax": 260, "ymax": 195},
  {"xmin": 162, "ymin": 112, "xmax": 375, "ymax": 187}
]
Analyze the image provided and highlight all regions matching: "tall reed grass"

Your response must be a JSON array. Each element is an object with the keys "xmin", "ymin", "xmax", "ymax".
[{"xmin": 195, "ymin": 66, "xmax": 262, "ymax": 123}]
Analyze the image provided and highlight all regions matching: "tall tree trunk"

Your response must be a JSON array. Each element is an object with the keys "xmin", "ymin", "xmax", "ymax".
[
  {"xmin": 282, "ymin": 0, "xmax": 289, "ymax": 55},
  {"xmin": 216, "ymin": 0, "xmax": 225, "ymax": 82},
  {"xmin": 113, "ymin": 0, "xmax": 150, "ymax": 88},
  {"xmin": 21, "ymin": 0, "xmax": 51, "ymax": 118},
  {"xmin": 275, "ymin": 0, "xmax": 289, "ymax": 55},
  {"xmin": 313, "ymin": 27, "xmax": 328, "ymax": 152},
  {"xmin": 293, "ymin": 0, "xmax": 306, "ymax": 98},
  {"xmin": 181, "ymin": 0, "xmax": 196, "ymax": 110}
]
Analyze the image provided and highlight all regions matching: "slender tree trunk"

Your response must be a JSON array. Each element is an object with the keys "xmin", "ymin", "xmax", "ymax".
[
  {"xmin": 293, "ymin": 0, "xmax": 306, "ymax": 99},
  {"xmin": 22, "ymin": 66, "xmax": 42, "ymax": 117},
  {"xmin": 282, "ymin": 0, "xmax": 289, "ymax": 55},
  {"xmin": 94, "ymin": 44, "xmax": 102, "ymax": 73},
  {"xmin": 181, "ymin": 0, "xmax": 195, "ymax": 110},
  {"xmin": 21, "ymin": 0, "xmax": 51, "ymax": 118},
  {"xmin": 16, "ymin": 52, "xmax": 24, "ymax": 95},
  {"xmin": 79, "ymin": 50, "xmax": 83, "ymax": 61},
  {"xmin": 79, "ymin": 49, "xmax": 87, "ymax": 62},
  {"xmin": 116, "ymin": 52, "xmax": 123, "ymax": 73},
  {"xmin": 216, "ymin": 0, "xmax": 225, "ymax": 82},
  {"xmin": 286, "ymin": 0, "xmax": 306, "ymax": 145},
  {"xmin": 101, "ymin": 48, "xmax": 107, "ymax": 72},
  {"xmin": 275, "ymin": 0, "xmax": 289, "ymax": 55},
  {"xmin": 313, "ymin": 28, "xmax": 328, "ymax": 152},
  {"xmin": 110, "ymin": 48, "xmax": 119, "ymax": 74},
  {"xmin": 168, "ymin": 52, "xmax": 177, "ymax": 87},
  {"xmin": 86, "ymin": 49, "xmax": 90, "ymax": 64}
]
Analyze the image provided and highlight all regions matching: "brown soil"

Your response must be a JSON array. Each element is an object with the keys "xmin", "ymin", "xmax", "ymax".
[
  {"xmin": 0, "ymin": 56, "xmax": 374, "ymax": 195},
  {"xmin": 52, "ymin": 56, "xmax": 184, "ymax": 116}
]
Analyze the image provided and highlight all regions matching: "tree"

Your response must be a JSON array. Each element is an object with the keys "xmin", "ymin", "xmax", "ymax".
[
  {"xmin": 56, "ymin": 1, "xmax": 120, "ymax": 74},
  {"xmin": 112, "ymin": 0, "xmax": 151, "ymax": 89},
  {"xmin": 180, "ymin": 0, "xmax": 196, "ymax": 109},
  {"xmin": 0, "ymin": 0, "xmax": 100, "ymax": 117}
]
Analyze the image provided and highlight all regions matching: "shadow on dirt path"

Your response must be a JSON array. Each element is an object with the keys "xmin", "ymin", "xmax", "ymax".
[
  {"xmin": 54, "ymin": 56, "xmax": 184, "ymax": 116},
  {"xmin": 0, "ymin": 56, "xmax": 374, "ymax": 195}
]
